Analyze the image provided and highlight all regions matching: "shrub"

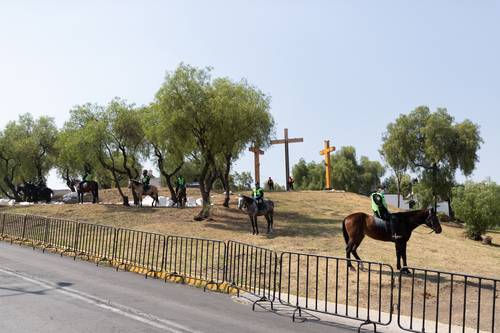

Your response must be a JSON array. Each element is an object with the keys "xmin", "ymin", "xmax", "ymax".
[{"xmin": 452, "ymin": 181, "xmax": 500, "ymax": 240}]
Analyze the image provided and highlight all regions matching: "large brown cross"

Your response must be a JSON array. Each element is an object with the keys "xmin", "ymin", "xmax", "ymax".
[
  {"xmin": 319, "ymin": 140, "xmax": 336, "ymax": 190},
  {"xmin": 248, "ymin": 146, "xmax": 264, "ymax": 185},
  {"xmin": 270, "ymin": 128, "xmax": 303, "ymax": 191}
]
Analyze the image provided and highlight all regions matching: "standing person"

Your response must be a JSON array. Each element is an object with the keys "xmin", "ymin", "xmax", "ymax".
[
  {"xmin": 288, "ymin": 176, "xmax": 294, "ymax": 190},
  {"xmin": 267, "ymin": 177, "xmax": 274, "ymax": 191},
  {"xmin": 370, "ymin": 186, "xmax": 401, "ymax": 240}
]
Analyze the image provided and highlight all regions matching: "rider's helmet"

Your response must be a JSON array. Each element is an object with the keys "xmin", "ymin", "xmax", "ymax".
[
  {"xmin": 255, "ymin": 182, "xmax": 260, "ymax": 188},
  {"xmin": 142, "ymin": 170, "xmax": 148, "ymax": 176}
]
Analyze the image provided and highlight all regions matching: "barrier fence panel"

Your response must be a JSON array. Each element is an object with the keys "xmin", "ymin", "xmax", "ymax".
[
  {"xmin": 398, "ymin": 267, "xmax": 499, "ymax": 333},
  {"xmin": 44, "ymin": 217, "xmax": 78, "ymax": 255},
  {"xmin": 164, "ymin": 236, "xmax": 226, "ymax": 290},
  {"xmin": 75, "ymin": 223, "xmax": 115, "ymax": 265},
  {"xmin": 225, "ymin": 241, "xmax": 278, "ymax": 308},
  {"xmin": 114, "ymin": 229, "xmax": 166, "ymax": 277},
  {"xmin": 1, "ymin": 213, "xmax": 26, "ymax": 242},
  {"xmin": 24, "ymin": 215, "xmax": 49, "ymax": 248},
  {"xmin": 278, "ymin": 252, "xmax": 394, "ymax": 330}
]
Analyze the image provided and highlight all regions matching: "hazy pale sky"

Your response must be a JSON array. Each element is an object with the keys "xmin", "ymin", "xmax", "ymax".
[{"xmin": 1, "ymin": 1, "xmax": 499, "ymax": 188}]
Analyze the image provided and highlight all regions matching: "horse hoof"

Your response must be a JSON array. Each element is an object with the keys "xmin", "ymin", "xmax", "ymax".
[
  {"xmin": 400, "ymin": 268, "xmax": 411, "ymax": 275},
  {"xmin": 349, "ymin": 266, "xmax": 356, "ymax": 272}
]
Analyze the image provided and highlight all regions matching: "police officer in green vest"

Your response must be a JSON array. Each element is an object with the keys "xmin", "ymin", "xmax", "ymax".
[
  {"xmin": 252, "ymin": 182, "xmax": 265, "ymax": 209},
  {"xmin": 141, "ymin": 170, "xmax": 151, "ymax": 191},
  {"xmin": 371, "ymin": 186, "xmax": 401, "ymax": 240},
  {"xmin": 175, "ymin": 174, "xmax": 186, "ymax": 194}
]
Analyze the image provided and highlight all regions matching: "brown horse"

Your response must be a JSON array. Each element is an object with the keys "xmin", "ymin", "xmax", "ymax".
[
  {"xmin": 127, "ymin": 179, "xmax": 159, "ymax": 207},
  {"xmin": 71, "ymin": 180, "xmax": 99, "ymax": 204},
  {"xmin": 342, "ymin": 209, "xmax": 442, "ymax": 273}
]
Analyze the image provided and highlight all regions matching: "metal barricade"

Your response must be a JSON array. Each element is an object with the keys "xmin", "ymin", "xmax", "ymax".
[
  {"xmin": 114, "ymin": 229, "xmax": 166, "ymax": 277},
  {"xmin": 278, "ymin": 252, "xmax": 394, "ymax": 331},
  {"xmin": 1, "ymin": 213, "xmax": 26, "ymax": 243},
  {"xmin": 75, "ymin": 222, "xmax": 115, "ymax": 265},
  {"xmin": 397, "ymin": 267, "xmax": 499, "ymax": 333},
  {"xmin": 164, "ymin": 235, "xmax": 226, "ymax": 290},
  {"xmin": 225, "ymin": 241, "xmax": 278, "ymax": 309},
  {"xmin": 43, "ymin": 217, "xmax": 79, "ymax": 255},
  {"xmin": 23, "ymin": 215, "xmax": 49, "ymax": 248}
]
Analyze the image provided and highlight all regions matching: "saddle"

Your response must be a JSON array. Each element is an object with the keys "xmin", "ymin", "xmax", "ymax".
[{"xmin": 373, "ymin": 216, "xmax": 391, "ymax": 234}]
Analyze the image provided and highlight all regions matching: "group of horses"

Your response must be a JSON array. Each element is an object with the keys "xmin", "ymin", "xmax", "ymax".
[
  {"xmin": 17, "ymin": 182, "xmax": 53, "ymax": 203},
  {"xmin": 237, "ymin": 194, "xmax": 442, "ymax": 273}
]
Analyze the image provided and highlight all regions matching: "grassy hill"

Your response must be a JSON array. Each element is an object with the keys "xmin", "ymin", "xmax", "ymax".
[{"xmin": 1, "ymin": 188, "xmax": 499, "ymax": 278}]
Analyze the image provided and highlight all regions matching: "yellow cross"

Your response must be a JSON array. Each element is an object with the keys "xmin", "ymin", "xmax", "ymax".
[{"xmin": 319, "ymin": 140, "xmax": 336, "ymax": 190}]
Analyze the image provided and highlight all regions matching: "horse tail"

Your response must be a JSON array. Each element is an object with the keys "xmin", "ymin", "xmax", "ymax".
[{"xmin": 342, "ymin": 218, "xmax": 349, "ymax": 245}]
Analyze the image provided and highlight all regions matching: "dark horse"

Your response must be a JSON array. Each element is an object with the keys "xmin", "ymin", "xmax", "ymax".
[
  {"xmin": 71, "ymin": 179, "xmax": 99, "ymax": 204},
  {"xmin": 238, "ymin": 195, "xmax": 274, "ymax": 235},
  {"xmin": 176, "ymin": 187, "xmax": 187, "ymax": 208},
  {"xmin": 342, "ymin": 209, "xmax": 442, "ymax": 273}
]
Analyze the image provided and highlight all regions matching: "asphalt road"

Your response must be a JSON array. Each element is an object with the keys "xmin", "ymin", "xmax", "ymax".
[{"xmin": 0, "ymin": 242, "xmax": 355, "ymax": 333}]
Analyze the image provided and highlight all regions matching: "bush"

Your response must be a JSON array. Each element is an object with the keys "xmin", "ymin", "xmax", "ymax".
[{"xmin": 452, "ymin": 181, "xmax": 500, "ymax": 240}]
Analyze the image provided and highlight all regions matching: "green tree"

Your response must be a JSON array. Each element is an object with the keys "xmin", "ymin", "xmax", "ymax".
[
  {"xmin": 63, "ymin": 100, "xmax": 145, "ymax": 205},
  {"xmin": 143, "ymin": 104, "xmax": 186, "ymax": 201},
  {"xmin": 331, "ymin": 146, "xmax": 361, "ymax": 192},
  {"xmin": 155, "ymin": 64, "xmax": 274, "ymax": 217},
  {"xmin": 358, "ymin": 156, "xmax": 385, "ymax": 195},
  {"xmin": 232, "ymin": 171, "xmax": 253, "ymax": 191},
  {"xmin": 381, "ymin": 106, "xmax": 482, "ymax": 211},
  {"xmin": 0, "ymin": 114, "xmax": 58, "ymax": 200},
  {"xmin": 210, "ymin": 78, "xmax": 274, "ymax": 207},
  {"xmin": 155, "ymin": 64, "xmax": 219, "ymax": 218},
  {"xmin": 382, "ymin": 174, "xmax": 413, "ymax": 198},
  {"xmin": 453, "ymin": 181, "xmax": 500, "ymax": 240}
]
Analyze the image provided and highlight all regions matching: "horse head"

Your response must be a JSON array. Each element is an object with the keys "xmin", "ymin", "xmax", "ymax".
[
  {"xmin": 127, "ymin": 179, "xmax": 133, "ymax": 189},
  {"xmin": 425, "ymin": 208, "xmax": 442, "ymax": 234}
]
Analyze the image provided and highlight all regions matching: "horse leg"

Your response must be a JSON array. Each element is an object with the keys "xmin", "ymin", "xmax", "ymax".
[
  {"xmin": 255, "ymin": 215, "xmax": 259, "ymax": 235},
  {"xmin": 400, "ymin": 242, "xmax": 410, "ymax": 274},
  {"xmin": 265, "ymin": 215, "xmax": 271, "ymax": 234},
  {"xmin": 250, "ymin": 216, "xmax": 256, "ymax": 234},
  {"xmin": 346, "ymin": 240, "xmax": 357, "ymax": 271},
  {"xmin": 395, "ymin": 241, "xmax": 403, "ymax": 271}
]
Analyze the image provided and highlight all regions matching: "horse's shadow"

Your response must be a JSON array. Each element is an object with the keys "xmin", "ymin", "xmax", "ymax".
[{"xmin": 205, "ymin": 208, "xmax": 342, "ymax": 238}]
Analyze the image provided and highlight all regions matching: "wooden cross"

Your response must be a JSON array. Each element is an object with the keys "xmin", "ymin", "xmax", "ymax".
[
  {"xmin": 319, "ymin": 140, "xmax": 336, "ymax": 190},
  {"xmin": 270, "ymin": 128, "xmax": 304, "ymax": 191},
  {"xmin": 248, "ymin": 146, "xmax": 264, "ymax": 185}
]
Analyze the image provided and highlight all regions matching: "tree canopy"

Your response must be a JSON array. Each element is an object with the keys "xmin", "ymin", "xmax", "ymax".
[{"xmin": 381, "ymin": 106, "xmax": 482, "ymax": 208}]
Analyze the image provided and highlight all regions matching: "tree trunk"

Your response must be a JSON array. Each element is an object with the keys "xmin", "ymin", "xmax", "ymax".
[
  {"xmin": 4, "ymin": 176, "xmax": 22, "ymax": 202},
  {"xmin": 195, "ymin": 162, "xmax": 217, "ymax": 220},
  {"xmin": 222, "ymin": 154, "xmax": 232, "ymax": 208},
  {"xmin": 447, "ymin": 198, "xmax": 455, "ymax": 220},
  {"xmin": 154, "ymin": 147, "xmax": 183, "ymax": 203}
]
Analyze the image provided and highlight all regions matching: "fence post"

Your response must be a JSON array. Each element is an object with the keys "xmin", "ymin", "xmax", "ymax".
[
  {"xmin": 0, "ymin": 213, "xmax": 5, "ymax": 237},
  {"xmin": 21, "ymin": 214, "xmax": 27, "ymax": 240}
]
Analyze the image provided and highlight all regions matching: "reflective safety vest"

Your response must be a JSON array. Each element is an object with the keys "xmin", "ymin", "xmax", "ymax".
[
  {"xmin": 370, "ymin": 192, "xmax": 388, "ymax": 215},
  {"xmin": 253, "ymin": 187, "xmax": 264, "ymax": 199}
]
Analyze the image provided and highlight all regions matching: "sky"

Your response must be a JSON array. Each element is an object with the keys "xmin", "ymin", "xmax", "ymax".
[{"xmin": 1, "ymin": 1, "xmax": 499, "ymax": 189}]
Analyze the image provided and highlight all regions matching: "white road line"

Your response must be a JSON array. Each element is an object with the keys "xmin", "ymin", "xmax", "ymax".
[{"xmin": 0, "ymin": 267, "xmax": 203, "ymax": 333}]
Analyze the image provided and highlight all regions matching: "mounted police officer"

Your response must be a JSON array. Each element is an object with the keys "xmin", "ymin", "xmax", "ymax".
[
  {"xmin": 175, "ymin": 174, "xmax": 186, "ymax": 194},
  {"xmin": 370, "ymin": 186, "xmax": 401, "ymax": 240},
  {"xmin": 141, "ymin": 170, "xmax": 151, "ymax": 191},
  {"xmin": 252, "ymin": 182, "xmax": 265, "ymax": 210}
]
